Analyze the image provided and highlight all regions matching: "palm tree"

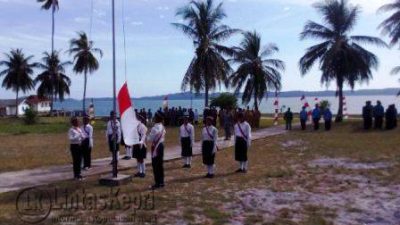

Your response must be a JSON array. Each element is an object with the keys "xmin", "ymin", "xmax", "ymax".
[
  {"xmin": 173, "ymin": 0, "xmax": 238, "ymax": 107},
  {"xmin": 299, "ymin": 0, "xmax": 387, "ymax": 122},
  {"xmin": 37, "ymin": 0, "xmax": 59, "ymax": 53},
  {"xmin": 34, "ymin": 51, "xmax": 72, "ymax": 111},
  {"xmin": 0, "ymin": 49, "xmax": 36, "ymax": 117},
  {"xmin": 68, "ymin": 32, "xmax": 103, "ymax": 112},
  {"xmin": 230, "ymin": 31, "xmax": 284, "ymax": 111},
  {"xmin": 378, "ymin": 1, "xmax": 400, "ymax": 95},
  {"xmin": 389, "ymin": 66, "xmax": 400, "ymax": 95}
]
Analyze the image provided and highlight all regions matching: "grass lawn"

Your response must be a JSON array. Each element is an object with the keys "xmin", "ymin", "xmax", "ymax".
[
  {"xmin": 0, "ymin": 121, "xmax": 398, "ymax": 225},
  {"xmin": 0, "ymin": 117, "xmax": 276, "ymax": 172}
]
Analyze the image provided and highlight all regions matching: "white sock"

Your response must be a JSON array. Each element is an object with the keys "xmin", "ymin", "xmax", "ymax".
[
  {"xmin": 137, "ymin": 163, "xmax": 141, "ymax": 173},
  {"xmin": 126, "ymin": 147, "xmax": 132, "ymax": 157},
  {"xmin": 244, "ymin": 161, "xmax": 248, "ymax": 170},
  {"xmin": 240, "ymin": 162, "xmax": 244, "ymax": 170},
  {"xmin": 210, "ymin": 165, "xmax": 215, "ymax": 174},
  {"xmin": 183, "ymin": 158, "xmax": 187, "ymax": 165},
  {"xmin": 189, "ymin": 157, "xmax": 192, "ymax": 165}
]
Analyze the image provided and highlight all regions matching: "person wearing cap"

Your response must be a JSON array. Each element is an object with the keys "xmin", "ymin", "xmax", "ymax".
[
  {"xmin": 106, "ymin": 111, "xmax": 122, "ymax": 164},
  {"xmin": 201, "ymin": 116, "xmax": 218, "ymax": 178},
  {"xmin": 234, "ymin": 112, "xmax": 252, "ymax": 173},
  {"xmin": 180, "ymin": 114, "xmax": 195, "ymax": 168},
  {"xmin": 81, "ymin": 116, "xmax": 93, "ymax": 170},
  {"xmin": 147, "ymin": 112, "xmax": 166, "ymax": 189},
  {"xmin": 68, "ymin": 117, "xmax": 85, "ymax": 180},
  {"xmin": 133, "ymin": 115, "xmax": 148, "ymax": 178}
]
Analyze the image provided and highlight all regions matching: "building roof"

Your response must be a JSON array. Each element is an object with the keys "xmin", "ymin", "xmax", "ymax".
[{"xmin": 0, "ymin": 95, "xmax": 51, "ymax": 108}]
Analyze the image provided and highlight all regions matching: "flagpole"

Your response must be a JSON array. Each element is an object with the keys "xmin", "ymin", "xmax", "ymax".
[{"xmin": 111, "ymin": 0, "xmax": 118, "ymax": 178}]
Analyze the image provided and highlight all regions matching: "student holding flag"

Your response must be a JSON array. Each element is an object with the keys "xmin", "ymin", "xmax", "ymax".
[
  {"xmin": 201, "ymin": 116, "xmax": 218, "ymax": 178},
  {"xmin": 148, "ymin": 112, "xmax": 166, "ymax": 189},
  {"xmin": 180, "ymin": 114, "xmax": 195, "ymax": 168},
  {"xmin": 234, "ymin": 112, "xmax": 252, "ymax": 173}
]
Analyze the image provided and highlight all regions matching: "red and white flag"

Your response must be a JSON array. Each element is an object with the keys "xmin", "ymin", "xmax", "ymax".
[{"xmin": 118, "ymin": 82, "xmax": 140, "ymax": 146}]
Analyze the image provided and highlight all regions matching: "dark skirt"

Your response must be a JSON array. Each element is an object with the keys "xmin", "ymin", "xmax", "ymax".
[
  {"xmin": 133, "ymin": 144, "xmax": 147, "ymax": 159},
  {"xmin": 181, "ymin": 137, "xmax": 193, "ymax": 157},
  {"xmin": 108, "ymin": 135, "xmax": 120, "ymax": 152},
  {"xmin": 202, "ymin": 140, "xmax": 215, "ymax": 165},
  {"xmin": 235, "ymin": 137, "xmax": 248, "ymax": 162}
]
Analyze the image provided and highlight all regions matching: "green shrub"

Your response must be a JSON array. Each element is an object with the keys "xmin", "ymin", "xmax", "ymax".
[
  {"xmin": 23, "ymin": 107, "xmax": 38, "ymax": 125},
  {"xmin": 210, "ymin": 93, "xmax": 238, "ymax": 109}
]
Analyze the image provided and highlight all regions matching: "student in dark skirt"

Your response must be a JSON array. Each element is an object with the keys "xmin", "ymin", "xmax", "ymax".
[
  {"xmin": 106, "ymin": 111, "xmax": 121, "ymax": 164},
  {"xmin": 68, "ymin": 117, "xmax": 85, "ymax": 180},
  {"xmin": 133, "ymin": 115, "xmax": 148, "ymax": 178},
  {"xmin": 234, "ymin": 112, "xmax": 252, "ymax": 173},
  {"xmin": 148, "ymin": 112, "xmax": 166, "ymax": 189},
  {"xmin": 201, "ymin": 116, "xmax": 218, "ymax": 178},
  {"xmin": 180, "ymin": 115, "xmax": 195, "ymax": 168}
]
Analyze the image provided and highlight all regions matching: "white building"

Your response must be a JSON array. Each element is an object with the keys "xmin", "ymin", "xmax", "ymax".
[{"xmin": 0, "ymin": 95, "xmax": 51, "ymax": 116}]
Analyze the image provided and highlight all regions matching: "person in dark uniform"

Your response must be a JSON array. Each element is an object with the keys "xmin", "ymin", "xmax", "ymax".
[
  {"xmin": 148, "ymin": 112, "xmax": 166, "ymax": 189},
  {"xmin": 133, "ymin": 115, "xmax": 148, "ymax": 178},
  {"xmin": 180, "ymin": 115, "xmax": 195, "ymax": 168},
  {"xmin": 234, "ymin": 112, "xmax": 251, "ymax": 173},
  {"xmin": 300, "ymin": 106, "xmax": 308, "ymax": 130},
  {"xmin": 106, "ymin": 111, "xmax": 121, "ymax": 164},
  {"xmin": 385, "ymin": 104, "xmax": 398, "ymax": 130},
  {"xmin": 201, "ymin": 116, "xmax": 218, "ymax": 178},
  {"xmin": 284, "ymin": 108, "xmax": 293, "ymax": 130},
  {"xmin": 362, "ymin": 101, "xmax": 374, "ymax": 130},
  {"xmin": 68, "ymin": 117, "xmax": 84, "ymax": 180},
  {"xmin": 323, "ymin": 107, "xmax": 333, "ymax": 131},
  {"xmin": 312, "ymin": 104, "xmax": 321, "ymax": 130},
  {"xmin": 81, "ymin": 116, "xmax": 93, "ymax": 170},
  {"xmin": 374, "ymin": 101, "xmax": 384, "ymax": 129}
]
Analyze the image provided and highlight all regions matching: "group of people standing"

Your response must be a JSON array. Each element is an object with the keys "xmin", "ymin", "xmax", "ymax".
[
  {"xmin": 362, "ymin": 101, "xmax": 398, "ymax": 130},
  {"xmin": 284, "ymin": 104, "xmax": 333, "ymax": 131},
  {"xmin": 68, "ymin": 109, "xmax": 253, "ymax": 189}
]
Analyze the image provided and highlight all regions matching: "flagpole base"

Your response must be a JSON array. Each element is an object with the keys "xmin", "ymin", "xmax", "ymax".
[{"xmin": 99, "ymin": 174, "xmax": 132, "ymax": 187}]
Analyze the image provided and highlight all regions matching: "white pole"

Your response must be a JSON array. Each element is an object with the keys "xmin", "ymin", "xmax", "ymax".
[{"xmin": 111, "ymin": 0, "xmax": 118, "ymax": 178}]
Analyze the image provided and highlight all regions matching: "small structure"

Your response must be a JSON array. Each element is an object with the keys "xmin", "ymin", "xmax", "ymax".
[{"xmin": 0, "ymin": 95, "xmax": 51, "ymax": 117}]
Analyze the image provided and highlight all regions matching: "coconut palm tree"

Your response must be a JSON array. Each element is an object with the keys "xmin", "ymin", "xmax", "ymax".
[
  {"xmin": 378, "ymin": 0, "xmax": 400, "ymax": 46},
  {"xmin": 0, "ymin": 49, "xmax": 36, "ymax": 117},
  {"xmin": 172, "ymin": 0, "xmax": 238, "ymax": 107},
  {"xmin": 230, "ymin": 31, "xmax": 284, "ymax": 111},
  {"xmin": 378, "ymin": 1, "xmax": 400, "ymax": 95},
  {"xmin": 68, "ymin": 32, "xmax": 103, "ymax": 112},
  {"xmin": 37, "ymin": 0, "xmax": 59, "ymax": 52},
  {"xmin": 299, "ymin": 0, "xmax": 387, "ymax": 122},
  {"xmin": 34, "ymin": 51, "xmax": 72, "ymax": 111}
]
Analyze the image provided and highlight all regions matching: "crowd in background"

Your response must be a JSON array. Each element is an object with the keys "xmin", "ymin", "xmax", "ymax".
[{"xmin": 362, "ymin": 100, "xmax": 398, "ymax": 130}]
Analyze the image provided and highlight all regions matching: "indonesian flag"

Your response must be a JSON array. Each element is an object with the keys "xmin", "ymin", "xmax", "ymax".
[
  {"xmin": 118, "ymin": 82, "xmax": 140, "ymax": 146},
  {"xmin": 162, "ymin": 95, "xmax": 168, "ymax": 109}
]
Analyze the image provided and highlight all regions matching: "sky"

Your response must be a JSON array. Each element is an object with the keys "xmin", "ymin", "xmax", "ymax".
[{"xmin": 0, "ymin": 0, "xmax": 398, "ymax": 99}]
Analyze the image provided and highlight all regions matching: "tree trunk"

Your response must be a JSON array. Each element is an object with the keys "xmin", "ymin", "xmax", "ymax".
[
  {"xmin": 204, "ymin": 80, "xmax": 209, "ymax": 107},
  {"xmin": 83, "ymin": 71, "xmax": 87, "ymax": 114},
  {"xmin": 51, "ymin": 6, "xmax": 55, "ymax": 53},
  {"xmin": 254, "ymin": 92, "xmax": 259, "ymax": 111},
  {"xmin": 15, "ymin": 89, "xmax": 19, "ymax": 117},
  {"xmin": 335, "ymin": 82, "xmax": 344, "ymax": 123}
]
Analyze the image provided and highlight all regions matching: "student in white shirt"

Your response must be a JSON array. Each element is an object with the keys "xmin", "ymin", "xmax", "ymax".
[
  {"xmin": 81, "ymin": 116, "xmax": 94, "ymax": 170},
  {"xmin": 147, "ymin": 112, "xmax": 166, "ymax": 189},
  {"xmin": 201, "ymin": 116, "xmax": 218, "ymax": 178},
  {"xmin": 133, "ymin": 115, "xmax": 148, "ymax": 178},
  {"xmin": 68, "ymin": 117, "xmax": 85, "ymax": 180},
  {"xmin": 234, "ymin": 112, "xmax": 252, "ymax": 173},
  {"xmin": 106, "ymin": 111, "xmax": 121, "ymax": 164},
  {"xmin": 180, "ymin": 115, "xmax": 195, "ymax": 168}
]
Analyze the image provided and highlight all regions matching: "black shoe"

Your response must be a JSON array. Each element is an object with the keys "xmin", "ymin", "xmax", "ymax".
[
  {"xmin": 139, "ymin": 173, "xmax": 146, "ymax": 178},
  {"xmin": 242, "ymin": 169, "xmax": 247, "ymax": 173},
  {"xmin": 150, "ymin": 184, "xmax": 163, "ymax": 190},
  {"xmin": 182, "ymin": 164, "xmax": 188, "ymax": 168},
  {"xmin": 205, "ymin": 173, "xmax": 211, "ymax": 178},
  {"xmin": 208, "ymin": 174, "xmax": 214, "ymax": 178},
  {"xmin": 235, "ymin": 168, "xmax": 243, "ymax": 173},
  {"xmin": 187, "ymin": 164, "xmax": 191, "ymax": 168},
  {"xmin": 134, "ymin": 172, "xmax": 141, "ymax": 177},
  {"xmin": 122, "ymin": 156, "xmax": 131, "ymax": 160}
]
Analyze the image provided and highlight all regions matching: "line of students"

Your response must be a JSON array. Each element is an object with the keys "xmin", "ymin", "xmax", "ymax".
[{"xmin": 68, "ymin": 111, "xmax": 252, "ymax": 189}]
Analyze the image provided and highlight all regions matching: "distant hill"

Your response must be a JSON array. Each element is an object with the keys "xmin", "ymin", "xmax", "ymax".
[{"xmin": 54, "ymin": 88, "xmax": 399, "ymax": 102}]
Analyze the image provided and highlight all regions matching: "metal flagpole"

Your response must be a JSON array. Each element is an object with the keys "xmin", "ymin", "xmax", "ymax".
[{"xmin": 111, "ymin": 0, "xmax": 118, "ymax": 178}]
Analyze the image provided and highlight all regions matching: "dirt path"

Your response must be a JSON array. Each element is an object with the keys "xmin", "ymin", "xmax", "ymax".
[{"xmin": 0, "ymin": 125, "xmax": 287, "ymax": 193}]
